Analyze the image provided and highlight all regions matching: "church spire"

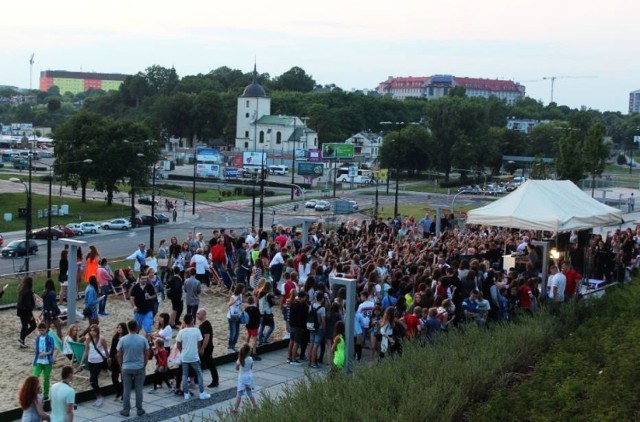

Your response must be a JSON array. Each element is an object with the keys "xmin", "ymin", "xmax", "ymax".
[{"xmin": 253, "ymin": 59, "xmax": 257, "ymax": 84}]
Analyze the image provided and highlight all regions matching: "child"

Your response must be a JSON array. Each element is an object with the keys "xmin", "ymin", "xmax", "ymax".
[
  {"xmin": 281, "ymin": 289, "xmax": 296, "ymax": 340},
  {"xmin": 230, "ymin": 344, "xmax": 258, "ymax": 414},
  {"xmin": 33, "ymin": 322, "xmax": 55, "ymax": 401},
  {"xmin": 62, "ymin": 324, "xmax": 79, "ymax": 362},
  {"xmin": 149, "ymin": 338, "xmax": 172, "ymax": 393},
  {"xmin": 331, "ymin": 321, "xmax": 345, "ymax": 370},
  {"xmin": 476, "ymin": 292, "xmax": 491, "ymax": 325},
  {"xmin": 244, "ymin": 297, "xmax": 262, "ymax": 361}
]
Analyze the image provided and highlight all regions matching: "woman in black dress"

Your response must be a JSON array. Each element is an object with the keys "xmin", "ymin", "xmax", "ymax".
[{"xmin": 17, "ymin": 276, "xmax": 37, "ymax": 348}]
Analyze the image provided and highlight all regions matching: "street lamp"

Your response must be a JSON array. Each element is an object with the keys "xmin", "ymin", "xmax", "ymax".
[
  {"xmin": 42, "ymin": 159, "xmax": 92, "ymax": 277},
  {"xmin": 291, "ymin": 117, "xmax": 297, "ymax": 200},
  {"xmin": 380, "ymin": 121, "xmax": 405, "ymax": 217},
  {"xmin": 9, "ymin": 176, "xmax": 30, "ymax": 272},
  {"xmin": 374, "ymin": 175, "xmax": 380, "ymax": 219},
  {"xmin": 259, "ymin": 150, "xmax": 266, "ymax": 229},
  {"xmin": 150, "ymin": 162, "xmax": 157, "ymax": 249}
]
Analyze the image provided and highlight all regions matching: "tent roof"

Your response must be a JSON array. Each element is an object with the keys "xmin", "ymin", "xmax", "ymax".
[{"xmin": 466, "ymin": 180, "xmax": 623, "ymax": 232}]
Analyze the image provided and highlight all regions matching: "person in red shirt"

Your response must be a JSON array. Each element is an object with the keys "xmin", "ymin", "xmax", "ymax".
[
  {"xmin": 149, "ymin": 338, "xmax": 171, "ymax": 393},
  {"xmin": 562, "ymin": 263, "xmax": 582, "ymax": 301},
  {"xmin": 275, "ymin": 229, "xmax": 289, "ymax": 250},
  {"xmin": 211, "ymin": 238, "xmax": 226, "ymax": 273},
  {"xmin": 518, "ymin": 278, "xmax": 534, "ymax": 312},
  {"xmin": 282, "ymin": 272, "xmax": 297, "ymax": 300},
  {"xmin": 402, "ymin": 306, "xmax": 422, "ymax": 339}
]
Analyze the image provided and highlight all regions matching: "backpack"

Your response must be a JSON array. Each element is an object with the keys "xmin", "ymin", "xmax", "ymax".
[{"xmin": 306, "ymin": 304, "xmax": 323, "ymax": 331}]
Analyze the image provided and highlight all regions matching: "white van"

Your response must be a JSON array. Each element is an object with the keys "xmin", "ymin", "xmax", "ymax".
[{"xmin": 268, "ymin": 165, "xmax": 288, "ymax": 175}]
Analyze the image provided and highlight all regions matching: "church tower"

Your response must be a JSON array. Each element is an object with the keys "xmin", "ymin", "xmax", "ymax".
[{"xmin": 235, "ymin": 64, "xmax": 271, "ymax": 150}]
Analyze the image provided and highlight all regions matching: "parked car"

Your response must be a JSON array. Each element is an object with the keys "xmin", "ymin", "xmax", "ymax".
[
  {"xmin": 347, "ymin": 200, "xmax": 359, "ymax": 211},
  {"xmin": 29, "ymin": 227, "xmax": 67, "ymax": 240},
  {"xmin": 305, "ymin": 199, "xmax": 318, "ymax": 208},
  {"xmin": 130, "ymin": 217, "xmax": 143, "ymax": 228},
  {"xmin": 138, "ymin": 196, "xmax": 159, "ymax": 206},
  {"xmin": 101, "ymin": 219, "xmax": 131, "ymax": 230},
  {"xmin": 140, "ymin": 215, "xmax": 158, "ymax": 225},
  {"xmin": 1, "ymin": 239, "xmax": 38, "ymax": 257},
  {"xmin": 66, "ymin": 223, "xmax": 84, "ymax": 236},
  {"xmin": 79, "ymin": 222, "xmax": 100, "ymax": 234},
  {"xmin": 315, "ymin": 200, "xmax": 331, "ymax": 211},
  {"xmin": 155, "ymin": 213, "xmax": 170, "ymax": 223},
  {"xmin": 0, "ymin": 234, "xmax": 3, "ymax": 247},
  {"xmin": 54, "ymin": 225, "xmax": 75, "ymax": 237}
]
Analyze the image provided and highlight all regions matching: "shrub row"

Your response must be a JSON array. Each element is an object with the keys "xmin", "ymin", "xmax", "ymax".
[
  {"xmin": 216, "ymin": 304, "xmax": 591, "ymax": 421},
  {"xmin": 469, "ymin": 282, "xmax": 640, "ymax": 421}
]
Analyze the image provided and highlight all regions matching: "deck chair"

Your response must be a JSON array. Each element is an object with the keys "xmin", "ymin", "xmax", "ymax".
[
  {"xmin": 109, "ymin": 280, "xmax": 127, "ymax": 300},
  {"xmin": 209, "ymin": 268, "xmax": 229, "ymax": 297},
  {"xmin": 49, "ymin": 329, "xmax": 64, "ymax": 355},
  {"xmin": 67, "ymin": 340, "xmax": 89, "ymax": 378}
]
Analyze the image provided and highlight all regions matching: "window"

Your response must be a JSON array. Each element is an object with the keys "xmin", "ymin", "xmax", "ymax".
[
  {"xmin": 259, "ymin": 131, "xmax": 264, "ymax": 143},
  {"xmin": 244, "ymin": 131, "xmax": 249, "ymax": 138},
  {"xmin": 245, "ymin": 113, "xmax": 250, "ymax": 118},
  {"xmin": 246, "ymin": 100, "xmax": 250, "ymax": 108},
  {"xmin": 244, "ymin": 142, "xmax": 249, "ymax": 148},
  {"xmin": 276, "ymin": 132, "xmax": 282, "ymax": 144},
  {"xmin": 313, "ymin": 137, "xmax": 317, "ymax": 146}
]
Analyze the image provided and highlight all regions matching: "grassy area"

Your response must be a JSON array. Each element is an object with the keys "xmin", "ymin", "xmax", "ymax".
[
  {"xmin": 468, "ymin": 282, "xmax": 640, "ymax": 421},
  {"xmin": 0, "ymin": 192, "xmax": 134, "ymax": 232},
  {"xmin": 401, "ymin": 181, "xmax": 452, "ymax": 194},
  {"xmin": 360, "ymin": 201, "xmax": 480, "ymax": 219}
]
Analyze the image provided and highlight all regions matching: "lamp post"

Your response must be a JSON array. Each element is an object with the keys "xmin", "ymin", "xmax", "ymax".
[
  {"xmin": 380, "ymin": 121, "xmax": 405, "ymax": 217},
  {"xmin": 251, "ymin": 173, "xmax": 257, "ymax": 230},
  {"xmin": 42, "ymin": 159, "xmax": 92, "ymax": 277},
  {"xmin": 192, "ymin": 147, "xmax": 197, "ymax": 215},
  {"xmin": 374, "ymin": 176, "xmax": 379, "ymax": 219},
  {"xmin": 259, "ymin": 150, "xmax": 266, "ymax": 229},
  {"xmin": 150, "ymin": 163, "xmax": 157, "ymax": 249},
  {"xmin": 291, "ymin": 117, "xmax": 296, "ymax": 200},
  {"xmin": 9, "ymin": 177, "xmax": 30, "ymax": 271}
]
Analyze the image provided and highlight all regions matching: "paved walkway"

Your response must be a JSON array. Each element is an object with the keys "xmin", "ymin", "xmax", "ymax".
[{"xmin": 63, "ymin": 347, "xmax": 324, "ymax": 422}]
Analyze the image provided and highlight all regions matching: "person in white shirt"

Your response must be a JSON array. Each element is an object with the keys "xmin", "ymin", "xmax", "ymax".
[
  {"xmin": 245, "ymin": 230, "xmax": 256, "ymax": 248},
  {"xmin": 176, "ymin": 314, "xmax": 210, "ymax": 401},
  {"xmin": 50, "ymin": 366, "xmax": 75, "ymax": 422},
  {"xmin": 549, "ymin": 265, "xmax": 566, "ymax": 303},
  {"xmin": 190, "ymin": 248, "xmax": 211, "ymax": 286}
]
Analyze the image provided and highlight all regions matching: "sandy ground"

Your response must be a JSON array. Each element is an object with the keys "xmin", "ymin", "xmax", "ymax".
[{"xmin": 0, "ymin": 291, "xmax": 285, "ymax": 412}]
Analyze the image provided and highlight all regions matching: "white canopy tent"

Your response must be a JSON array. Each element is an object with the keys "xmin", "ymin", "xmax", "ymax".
[{"xmin": 466, "ymin": 180, "xmax": 624, "ymax": 232}]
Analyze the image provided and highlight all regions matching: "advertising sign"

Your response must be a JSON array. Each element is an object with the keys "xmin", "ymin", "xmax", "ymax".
[
  {"xmin": 231, "ymin": 153, "xmax": 243, "ymax": 168},
  {"xmin": 308, "ymin": 148, "xmax": 322, "ymax": 162},
  {"xmin": 196, "ymin": 164, "xmax": 220, "ymax": 178},
  {"xmin": 224, "ymin": 167, "xmax": 239, "ymax": 179},
  {"xmin": 243, "ymin": 151, "xmax": 267, "ymax": 166},
  {"xmin": 298, "ymin": 162, "xmax": 324, "ymax": 176},
  {"xmin": 295, "ymin": 148, "xmax": 308, "ymax": 159},
  {"xmin": 348, "ymin": 166, "xmax": 357, "ymax": 178},
  {"xmin": 196, "ymin": 147, "xmax": 222, "ymax": 164},
  {"xmin": 322, "ymin": 143, "xmax": 354, "ymax": 159}
]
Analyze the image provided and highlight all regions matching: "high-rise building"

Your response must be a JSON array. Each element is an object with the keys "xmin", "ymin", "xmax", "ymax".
[
  {"xmin": 629, "ymin": 89, "xmax": 640, "ymax": 114},
  {"xmin": 39, "ymin": 70, "xmax": 129, "ymax": 94},
  {"xmin": 376, "ymin": 75, "xmax": 526, "ymax": 104}
]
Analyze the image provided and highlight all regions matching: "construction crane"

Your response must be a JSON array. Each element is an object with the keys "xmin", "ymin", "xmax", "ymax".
[
  {"xmin": 542, "ymin": 75, "xmax": 596, "ymax": 103},
  {"xmin": 29, "ymin": 53, "xmax": 35, "ymax": 91}
]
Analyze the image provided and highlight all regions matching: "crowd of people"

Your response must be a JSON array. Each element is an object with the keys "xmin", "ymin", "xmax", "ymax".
[{"xmin": 15, "ymin": 211, "xmax": 635, "ymax": 420}]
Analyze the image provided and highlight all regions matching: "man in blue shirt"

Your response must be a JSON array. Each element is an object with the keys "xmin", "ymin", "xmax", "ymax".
[
  {"xmin": 462, "ymin": 289, "xmax": 481, "ymax": 324},
  {"xmin": 419, "ymin": 213, "xmax": 432, "ymax": 238}
]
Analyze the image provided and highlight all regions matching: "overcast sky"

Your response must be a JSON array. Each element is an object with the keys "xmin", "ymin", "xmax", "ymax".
[{"xmin": 2, "ymin": 0, "xmax": 638, "ymax": 113}]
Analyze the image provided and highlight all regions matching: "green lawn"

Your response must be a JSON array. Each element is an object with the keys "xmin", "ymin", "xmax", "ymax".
[{"xmin": 0, "ymin": 192, "xmax": 134, "ymax": 232}]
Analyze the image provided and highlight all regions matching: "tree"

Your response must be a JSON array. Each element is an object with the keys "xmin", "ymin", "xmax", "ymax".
[
  {"xmin": 378, "ymin": 125, "xmax": 432, "ymax": 174},
  {"xmin": 529, "ymin": 155, "xmax": 550, "ymax": 180},
  {"xmin": 582, "ymin": 123, "xmax": 609, "ymax": 196},
  {"xmin": 272, "ymin": 66, "xmax": 315, "ymax": 92},
  {"xmin": 53, "ymin": 111, "xmax": 106, "ymax": 202},
  {"xmin": 556, "ymin": 131, "xmax": 585, "ymax": 183},
  {"xmin": 150, "ymin": 92, "xmax": 196, "ymax": 143},
  {"xmin": 119, "ymin": 73, "xmax": 150, "ymax": 107},
  {"xmin": 144, "ymin": 65, "xmax": 179, "ymax": 95},
  {"xmin": 191, "ymin": 90, "xmax": 226, "ymax": 143}
]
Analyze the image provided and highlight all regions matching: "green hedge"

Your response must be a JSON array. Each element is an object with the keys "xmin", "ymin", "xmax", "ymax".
[
  {"xmin": 217, "ymin": 303, "xmax": 591, "ymax": 421},
  {"xmin": 469, "ymin": 282, "xmax": 640, "ymax": 421}
]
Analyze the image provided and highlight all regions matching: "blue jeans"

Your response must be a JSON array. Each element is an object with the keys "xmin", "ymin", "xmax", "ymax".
[
  {"xmin": 258, "ymin": 316, "xmax": 275, "ymax": 343},
  {"xmin": 99, "ymin": 285, "xmax": 109, "ymax": 314},
  {"xmin": 182, "ymin": 361, "xmax": 204, "ymax": 394},
  {"xmin": 228, "ymin": 318, "xmax": 240, "ymax": 349}
]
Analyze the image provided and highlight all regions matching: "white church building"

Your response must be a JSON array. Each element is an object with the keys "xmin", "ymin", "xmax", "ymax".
[{"xmin": 234, "ymin": 66, "xmax": 318, "ymax": 154}]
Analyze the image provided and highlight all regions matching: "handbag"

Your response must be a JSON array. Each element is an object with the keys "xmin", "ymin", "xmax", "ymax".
[
  {"xmin": 89, "ymin": 336, "xmax": 109, "ymax": 371},
  {"xmin": 168, "ymin": 344, "xmax": 182, "ymax": 366},
  {"xmin": 82, "ymin": 307, "xmax": 93, "ymax": 318}
]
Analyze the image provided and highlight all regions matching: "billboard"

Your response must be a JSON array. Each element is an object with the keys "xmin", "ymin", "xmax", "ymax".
[
  {"xmin": 243, "ymin": 151, "xmax": 267, "ymax": 166},
  {"xmin": 223, "ymin": 167, "xmax": 239, "ymax": 179},
  {"xmin": 322, "ymin": 143, "xmax": 354, "ymax": 159},
  {"xmin": 231, "ymin": 153, "xmax": 243, "ymax": 168},
  {"xmin": 308, "ymin": 148, "xmax": 322, "ymax": 162},
  {"xmin": 295, "ymin": 148, "xmax": 308, "ymax": 159},
  {"xmin": 298, "ymin": 162, "xmax": 324, "ymax": 176},
  {"xmin": 196, "ymin": 147, "xmax": 222, "ymax": 163},
  {"xmin": 196, "ymin": 164, "xmax": 220, "ymax": 178}
]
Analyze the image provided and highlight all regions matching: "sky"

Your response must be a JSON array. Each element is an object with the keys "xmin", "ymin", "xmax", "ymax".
[{"xmin": 1, "ymin": 0, "xmax": 638, "ymax": 113}]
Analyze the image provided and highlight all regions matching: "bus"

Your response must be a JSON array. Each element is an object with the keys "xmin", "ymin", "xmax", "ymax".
[{"xmin": 336, "ymin": 167, "xmax": 373, "ymax": 183}]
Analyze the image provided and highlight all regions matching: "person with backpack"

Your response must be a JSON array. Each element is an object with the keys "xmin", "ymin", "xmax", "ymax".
[
  {"xmin": 307, "ymin": 292, "xmax": 326, "ymax": 368},
  {"xmin": 244, "ymin": 296, "xmax": 262, "ymax": 360}
]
